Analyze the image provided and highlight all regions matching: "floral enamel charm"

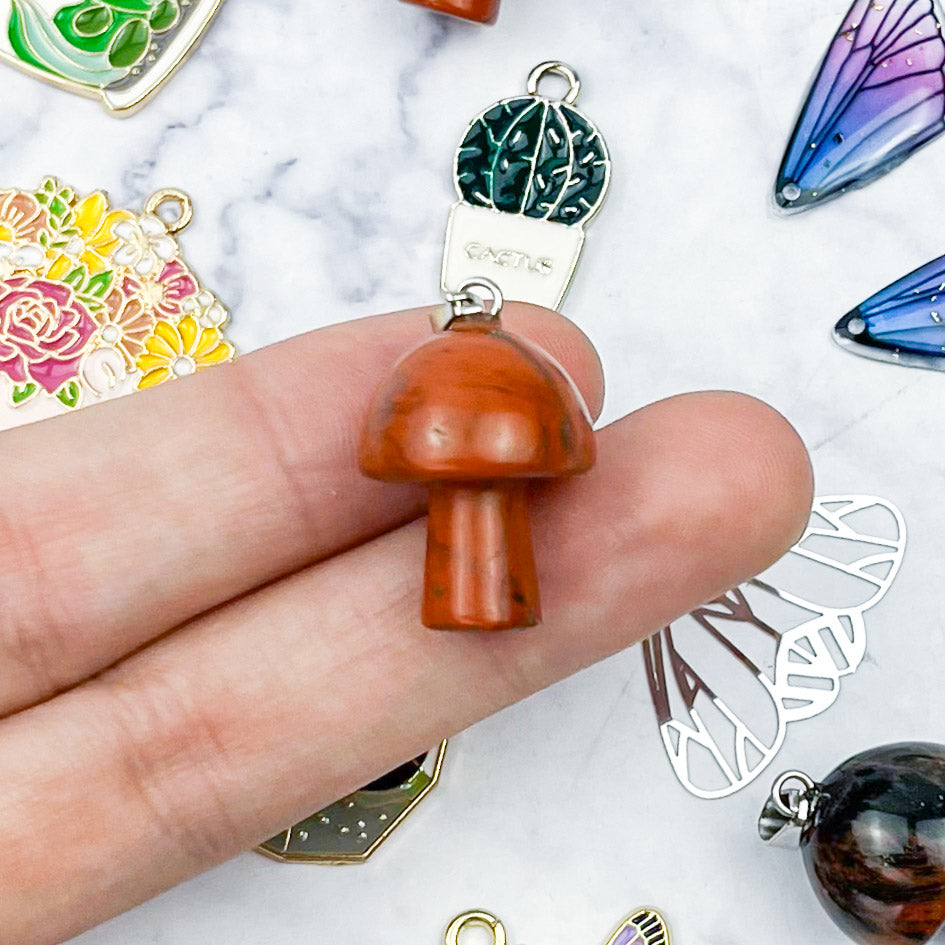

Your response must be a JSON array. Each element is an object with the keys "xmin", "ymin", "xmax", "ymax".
[
  {"xmin": 0, "ymin": 0, "xmax": 224, "ymax": 113},
  {"xmin": 0, "ymin": 177, "xmax": 233, "ymax": 428}
]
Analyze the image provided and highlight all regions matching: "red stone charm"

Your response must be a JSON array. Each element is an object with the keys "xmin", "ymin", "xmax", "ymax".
[
  {"xmin": 399, "ymin": 0, "xmax": 501, "ymax": 24},
  {"xmin": 360, "ymin": 308, "xmax": 594, "ymax": 630}
]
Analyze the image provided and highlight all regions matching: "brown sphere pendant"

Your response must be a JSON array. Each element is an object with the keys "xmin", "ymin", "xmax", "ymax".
[
  {"xmin": 761, "ymin": 743, "xmax": 945, "ymax": 945},
  {"xmin": 360, "ymin": 281, "xmax": 595, "ymax": 630}
]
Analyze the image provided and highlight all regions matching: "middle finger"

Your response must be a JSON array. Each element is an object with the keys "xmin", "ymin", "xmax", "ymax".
[{"xmin": 0, "ymin": 302, "xmax": 603, "ymax": 716}]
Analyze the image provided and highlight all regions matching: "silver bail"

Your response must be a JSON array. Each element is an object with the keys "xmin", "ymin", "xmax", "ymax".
[
  {"xmin": 759, "ymin": 771, "xmax": 820, "ymax": 848},
  {"xmin": 432, "ymin": 277, "xmax": 504, "ymax": 332}
]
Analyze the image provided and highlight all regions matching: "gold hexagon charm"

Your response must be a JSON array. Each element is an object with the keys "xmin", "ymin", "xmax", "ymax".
[{"xmin": 257, "ymin": 743, "xmax": 447, "ymax": 864}]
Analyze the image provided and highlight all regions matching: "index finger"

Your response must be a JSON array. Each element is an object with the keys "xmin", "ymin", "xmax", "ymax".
[{"xmin": 0, "ymin": 302, "xmax": 603, "ymax": 716}]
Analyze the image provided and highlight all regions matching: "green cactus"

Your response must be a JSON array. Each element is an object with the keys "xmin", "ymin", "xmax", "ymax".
[{"xmin": 455, "ymin": 94, "xmax": 610, "ymax": 226}]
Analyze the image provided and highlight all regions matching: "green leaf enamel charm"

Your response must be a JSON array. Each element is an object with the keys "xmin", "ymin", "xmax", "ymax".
[
  {"xmin": 443, "ymin": 61, "xmax": 611, "ymax": 312},
  {"xmin": 1, "ymin": 0, "xmax": 224, "ymax": 114}
]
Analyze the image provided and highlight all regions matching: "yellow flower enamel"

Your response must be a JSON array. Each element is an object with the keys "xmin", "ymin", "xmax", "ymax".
[
  {"xmin": 46, "ymin": 193, "xmax": 134, "ymax": 278},
  {"xmin": 136, "ymin": 316, "xmax": 234, "ymax": 389}
]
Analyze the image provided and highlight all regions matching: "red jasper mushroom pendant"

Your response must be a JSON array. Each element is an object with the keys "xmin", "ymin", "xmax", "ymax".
[
  {"xmin": 399, "ymin": 0, "xmax": 501, "ymax": 24},
  {"xmin": 360, "ymin": 280, "xmax": 595, "ymax": 631}
]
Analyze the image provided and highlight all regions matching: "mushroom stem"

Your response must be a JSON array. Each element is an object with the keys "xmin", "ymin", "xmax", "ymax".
[{"xmin": 423, "ymin": 481, "xmax": 540, "ymax": 630}]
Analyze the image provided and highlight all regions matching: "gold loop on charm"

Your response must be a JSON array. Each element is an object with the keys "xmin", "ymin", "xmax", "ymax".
[
  {"xmin": 444, "ymin": 911, "xmax": 508, "ymax": 945},
  {"xmin": 527, "ymin": 61, "xmax": 581, "ymax": 105},
  {"xmin": 144, "ymin": 188, "xmax": 194, "ymax": 234}
]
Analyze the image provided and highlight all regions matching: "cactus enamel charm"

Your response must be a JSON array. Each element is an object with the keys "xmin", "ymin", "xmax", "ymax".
[
  {"xmin": 443, "ymin": 62, "xmax": 611, "ymax": 311},
  {"xmin": 760, "ymin": 744, "xmax": 945, "ymax": 944},
  {"xmin": 0, "ymin": 0, "xmax": 224, "ymax": 114},
  {"xmin": 360, "ymin": 279, "xmax": 595, "ymax": 631}
]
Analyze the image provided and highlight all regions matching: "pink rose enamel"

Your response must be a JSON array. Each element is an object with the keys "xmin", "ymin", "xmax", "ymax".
[{"xmin": 0, "ymin": 278, "xmax": 96, "ymax": 392}]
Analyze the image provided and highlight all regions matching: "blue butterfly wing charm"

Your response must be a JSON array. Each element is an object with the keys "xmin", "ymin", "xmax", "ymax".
[
  {"xmin": 777, "ymin": 0, "xmax": 945, "ymax": 211},
  {"xmin": 603, "ymin": 909, "xmax": 671, "ymax": 945},
  {"xmin": 836, "ymin": 250, "xmax": 945, "ymax": 366}
]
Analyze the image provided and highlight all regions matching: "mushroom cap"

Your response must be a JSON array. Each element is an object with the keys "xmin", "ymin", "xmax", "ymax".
[{"xmin": 359, "ymin": 325, "xmax": 595, "ymax": 482}]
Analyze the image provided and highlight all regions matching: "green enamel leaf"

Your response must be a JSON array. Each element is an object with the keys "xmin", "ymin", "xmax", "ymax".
[
  {"xmin": 35, "ymin": 182, "xmax": 76, "ymax": 235},
  {"xmin": 73, "ymin": 4, "xmax": 112, "ymax": 37},
  {"xmin": 56, "ymin": 381, "xmax": 81, "ymax": 409},
  {"xmin": 64, "ymin": 266, "xmax": 87, "ymax": 288},
  {"xmin": 107, "ymin": 17, "xmax": 149, "ymax": 67},
  {"xmin": 8, "ymin": 3, "xmax": 43, "ymax": 73},
  {"xmin": 78, "ymin": 295, "xmax": 105, "ymax": 313},
  {"xmin": 110, "ymin": 0, "xmax": 154, "ymax": 13},
  {"xmin": 11, "ymin": 383, "xmax": 37, "ymax": 405},
  {"xmin": 456, "ymin": 97, "xmax": 541, "ymax": 213},
  {"xmin": 11, "ymin": 0, "xmax": 129, "ymax": 82},
  {"xmin": 521, "ymin": 106, "xmax": 571, "ymax": 218},
  {"xmin": 149, "ymin": 0, "xmax": 179, "ymax": 32},
  {"xmin": 84, "ymin": 270, "xmax": 113, "ymax": 297},
  {"xmin": 547, "ymin": 106, "xmax": 609, "ymax": 225}
]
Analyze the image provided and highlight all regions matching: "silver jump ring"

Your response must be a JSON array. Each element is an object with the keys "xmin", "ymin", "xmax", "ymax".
[
  {"xmin": 444, "ymin": 277, "xmax": 504, "ymax": 322},
  {"xmin": 527, "ymin": 61, "xmax": 581, "ymax": 105},
  {"xmin": 771, "ymin": 771, "xmax": 816, "ymax": 820}
]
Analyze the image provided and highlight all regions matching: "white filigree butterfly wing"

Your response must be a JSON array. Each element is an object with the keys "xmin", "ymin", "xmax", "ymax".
[{"xmin": 642, "ymin": 496, "xmax": 905, "ymax": 799}]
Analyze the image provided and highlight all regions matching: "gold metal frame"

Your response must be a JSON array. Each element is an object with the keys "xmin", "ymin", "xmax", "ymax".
[
  {"xmin": 257, "ymin": 741, "xmax": 448, "ymax": 864},
  {"xmin": 601, "ymin": 908, "xmax": 672, "ymax": 945}
]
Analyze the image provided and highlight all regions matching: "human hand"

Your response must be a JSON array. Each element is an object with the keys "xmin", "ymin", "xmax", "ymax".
[{"xmin": 0, "ymin": 303, "xmax": 812, "ymax": 944}]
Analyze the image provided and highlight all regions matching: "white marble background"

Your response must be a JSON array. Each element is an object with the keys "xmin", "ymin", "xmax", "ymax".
[{"xmin": 0, "ymin": 0, "xmax": 931, "ymax": 941}]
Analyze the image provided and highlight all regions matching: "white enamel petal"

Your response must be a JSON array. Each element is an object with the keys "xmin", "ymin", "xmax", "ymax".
[
  {"xmin": 134, "ymin": 252, "xmax": 158, "ymax": 277},
  {"xmin": 139, "ymin": 214, "xmax": 168, "ymax": 237},
  {"xmin": 150, "ymin": 235, "xmax": 178, "ymax": 262},
  {"xmin": 111, "ymin": 245, "xmax": 140, "ymax": 268},
  {"xmin": 113, "ymin": 221, "xmax": 137, "ymax": 241},
  {"xmin": 14, "ymin": 245, "xmax": 45, "ymax": 268}
]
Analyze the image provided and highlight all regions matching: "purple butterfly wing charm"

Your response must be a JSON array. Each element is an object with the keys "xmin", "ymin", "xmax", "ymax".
[
  {"xmin": 603, "ymin": 909, "xmax": 671, "ymax": 945},
  {"xmin": 777, "ymin": 0, "xmax": 945, "ymax": 211}
]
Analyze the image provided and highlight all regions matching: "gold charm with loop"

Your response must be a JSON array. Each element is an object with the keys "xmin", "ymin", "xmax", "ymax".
[
  {"xmin": 444, "ymin": 911, "xmax": 508, "ymax": 945},
  {"xmin": 144, "ymin": 189, "xmax": 194, "ymax": 235},
  {"xmin": 257, "ymin": 743, "xmax": 448, "ymax": 863},
  {"xmin": 443, "ymin": 907, "xmax": 671, "ymax": 945},
  {"xmin": 0, "ymin": 175, "xmax": 234, "ymax": 425}
]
